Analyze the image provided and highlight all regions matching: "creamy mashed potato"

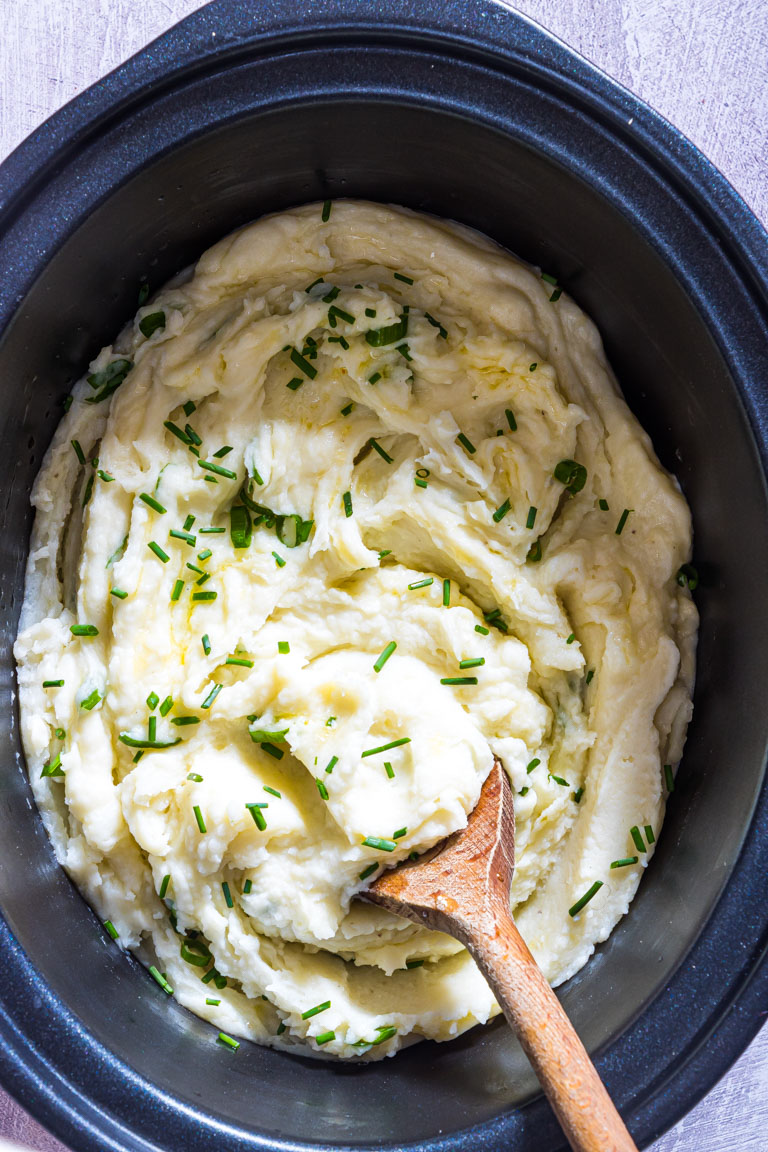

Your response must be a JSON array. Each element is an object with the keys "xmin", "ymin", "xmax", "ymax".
[{"xmin": 15, "ymin": 202, "xmax": 697, "ymax": 1058}]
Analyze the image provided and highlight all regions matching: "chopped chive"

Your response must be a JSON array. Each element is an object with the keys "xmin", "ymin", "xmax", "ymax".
[
  {"xmin": 340, "ymin": 402, "xmax": 354, "ymax": 416},
  {"xmin": 384, "ymin": 762, "xmax": 395, "ymax": 779},
  {"xmin": 372, "ymin": 1026, "xmax": 397, "ymax": 1045},
  {"xmin": 199, "ymin": 459, "xmax": 236, "ymax": 480},
  {"xmin": 212, "ymin": 446, "xmax": 233, "ymax": 461},
  {"xmin": 199, "ymin": 526, "xmax": 225, "ymax": 534},
  {"xmin": 374, "ymin": 641, "xmax": 397, "ymax": 673},
  {"xmin": 457, "ymin": 432, "xmax": 476, "ymax": 454},
  {"xmin": 192, "ymin": 591, "xmax": 217, "ymax": 601},
  {"xmin": 197, "ymin": 549, "xmax": 212, "ymax": 562},
  {"xmin": 475, "ymin": 624, "xmax": 489, "ymax": 635},
  {"xmin": 132, "ymin": 752, "xmax": 144, "ymax": 763},
  {"xmin": 493, "ymin": 499, "xmax": 511, "ymax": 523},
  {"xmin": 148, "ymin": 541, "xmax": 170, "ymax": 563},
  {"xmin": 645, "ymin": 825, "xmax": 656, "ymax": 844},
  {"xmin": 459, "ymin": 657, "xmax": 484, "ymax": 669},
  {"xmin": 149, "ymin": 966, "xmax": 173, "ymax": 995},
  {"xmin": 181, "ymin": 516, "xmax": 196, "ymax": 534},
  {"xmin": 549, "ymin": 774, "xmax": 569, "ymax": 786},
  {"xmin": 599, "ymin": 498, "xmax": 609, "ymax": 511},
  {"xmin": 243, "ymin": 879, "xmax": 253, "ymax": 894},
  {"xmin": 359, "ymin": 863, "xmax": 378, "ymax": 881},
  {"xmin": 305, "ymin": 277, "xmax": 324, "ymax": 292},
  {"xmin": 676, "ymin": 563, "xmax": 699, "ymax": 591},
  {"xmin": 566, "ymin": 633, "xmax": 576, "ymax": 645},
  {"xmin": 630, "ymin": 826, "xmax": 646, "ymax": 853},
  {"xmin": 71, "ymin": 439, "xmax": 86, "ymax": 465},
  {"xmin": 249, "ymin": 726, "xmax": 288, "ymax": 743},
  {"xmin": 568, "ymin": 880, "xmax": 603, "ymax": 918},
  {"xmin": 442, "ymin": 579, "xmax": 451, "ymax": 606},
  {"xmin": 181, "ymin": 401, "xmax": 195, "ymax": 418},
  {"xmin": 40, "ymin": 754, "xmax": 63, "ymax": 778},
  {"xmin": 365, "ymin": 308, "xmax": 376, "ymax": 318},
  {"xmin": 82, "ymin": 474, "xmax": 94, "ymax": 506},
  {"xmin": 164, "ymin": 420, "xmax": 191, "ymax": 445},
  {"xmin": 526, "ymin": 506, "xmax": 537, "ymax": 530},
  {"xmin": 316, "ymin": 779, "xmax": 329, "ymax": 800},
  {"xmin": 140, "ymin": 493, "xmax": 167, "ymax": 515},
  {"xmin": 518, "ymin": 786, "xmax": 529, "ymax": 797},
  {"xmin": 170, "ymin": 529, "xmax": 196, "ymax": 546},
  {"xmin": 505, "ymin": 409, "xmax": 517, "ymax": 432},
  {"xmin": 396, "ymin": 342, "xmax": 412, "ymax": 361},
  {"xmin": 369, "ymin": 438, "xmax": 394, "ymax": 464},
  {"xmin": 440, "ymin": 677, "xmax": 478, "ymax": 686},
  {"xmin": 276, "ymin": 1021, "xmax": 287, "ymax": 1036},
  {"xmin": 321, "ymin": 200, "xmax": 332, "ymax": 222},
  {"xmin": 324, "ymin": 756, "xmax": 338, "ymax": 775},
  {"xmin": 526, "ymin": 758, "xmax": 541, "ymax": 774},
  {"xmin": 171, "ymin": 716, "xmax": 200, "ymax": 727},
  {"xmin": 321, "ymin": 287, "xmax": 339, "ymax": 304},
  {"xmin": 171, "ymin": 579, "xmax": 184, "ymax": 602},
  {"xmin": 42, "ymin": 679, "xmax": 64, "ymax": 688},
  {"xmin": 527, "ymin": 539, "xmax": 542, "ymax": 563},
  {"xmin": 362, "ymin": 737, "xmax": 411, "ymax": 758},
  {"xmin": 110, "ymin": 587, "xmax": 128, "ymax": 600},
  {"xmin": 206, "ymin": 998, "xmax": 221, "ymax": 1006},
  {"xmin": 278, "ymin": 641, "xmax": 290, "ymax": 654},
  {"xmin": 260, "ymin": 742, "xmax": 284, "ymax": 760},
  {"xmin": 159, "ymin": 695, "xmax": 173, "ymax": 717},
  {"xmin": 572, "ymin": 786, "xmax": 585, "ymax": 804},
  {"xmin": 159, "ymin": 874, "xmax": 170, "ymax": 899},
  {"xmin": 226, "ymin": 656, "xmax": 254, "ymax": 668},
  {"xmin": 78, "ymin": 688, "xmax": 101, "ymax": 711},
  {"xmin": 362, "ymin": 836, "xmax": 397, "ymax": 852},
  {"xmin": 193, "ymin": 805, "xmax": 206, "ymax": 833},
  {"xmin": 541, "ymin": 272, "xmax": 558, "ymax": 285},
  {"xmin": 85, "ymin": 359, "xmax": 133, "ymax": 404},
  {"xmin": 302, "ymin": 1000, "xmax": 331, "ymax": 1020},
  {"xmin": 365, "ymin": 314, "xmax": 408, "ymax": 347},
  {"xmin": 554, "ymin": 459, "xmax": 588, "ymax": 495},
  {"xmin": 246, "ymin": 804, "xmax": 267, "ymax": 831},
  {"xmin": 393, "ymin": 272, "xmax": 414, "ymax": 285},
  {"xmin": 329, "ymin": 304, "xmax": 355, "ymax": 325},
  {"xmin": 198, "ymin": 683, "xmax": 221, "ymax": 710},
  {"xmin": 97, "ymin": 469, "xmax": 114, "ymax": 483},
  {"xmin": 379, "ymin": 549, "xmax": 392, "ymax": 558},
  {"xmin": 217, "ymin": 1032, "xmax": 240, "ymax": 1051},
  {"xmin": 585, "ymin": 668, "xmax": 595, "ymax": 685},
  {"xmin": 406, "ymin": 959, "xmax": 424, "ymax": 969},
  {"xmin": 70, "ymin": 624, "xmax": 99, "ymax": 637},
  {"xmin": 414, "ymin": 478, "xmax": 428, "ymax": 489},
  {"xmin": 315, "ymin": 1031, "xmax": 335, "ymax": 1045},
  {"xmin": 184, "ymin": 423, "xmax": 202, "ymax": 447},
  {"xmin": 529, "ymin": 362, "xmax": 538, "ymax": 371},
  {"xmin": 221, "ymin": 882, "xmax": 234, "ymax": 908},
  {"xmin": 201, "ymin": 634, "xmax": 212, "ymax": 656},
  {"xmin": 392, "ymin": 827, "xmax": 407, "ymax": 839},
  {"xmin": 328, "ymin": 334, "xmax": 350, "ymax": 349},
  {"xmin": 54, "ymin": 727, "xmax": 66, "ymax": 739},
  {"xmin": 117, "ymin": 733, "xmax": 182, "ymax": 750},
  {"xmin": 549, "ymin": 288, "xmax": 562, "ymax": 302},
  {"xmin": 408, "ymin": 577, "xmax": 433, "ymax": 590},
  {"xmin": 186, "ymin": 772, "xmax": 203, "ymax": 782},
  {"xmin": 264, "ymin": 786, "xmax": 282, "ymax": 798},
  {"xmin": 610, "ymin": 857, "xmax": 639, "ymax": 869},
  {"xmin": 342, "ymin": 490, "xmax": 353, "ymax": 517},
  {"xmin": 272, "ymin": 551, "xmax": 286, "ymax": 568},
  {"xmin": 424, "ymin": 312, "xmax": 448, "ymax": 338},
  {"xmin": 289, "ymin": 347, "xmax": 318, "ymax": 380},
  {"xmin": 286, "ymin": 377, "xmax": 304, "ymax": 391},
  {"xmin": 616, "ymin": 508, "xmax": 632, "ymax": 535},
  {"xmin": 368, "ymin": 371, "xmax": 382, "ymax": 385}
]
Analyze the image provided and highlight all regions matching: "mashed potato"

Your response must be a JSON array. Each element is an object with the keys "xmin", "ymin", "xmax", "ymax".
[{"xmin": 14, "ymin": 202, "xmax": 697, "ymax": 1058}]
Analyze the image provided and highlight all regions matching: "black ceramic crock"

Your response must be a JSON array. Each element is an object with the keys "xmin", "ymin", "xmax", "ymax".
[{"xmin": 1, "ymin": 2, "xmax": 767, "ymax": 1150}]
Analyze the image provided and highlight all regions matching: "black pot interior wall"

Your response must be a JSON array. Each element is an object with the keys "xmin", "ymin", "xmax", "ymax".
[{"xmin": 1, "ymin": 95, "xmax": 766, "ymax": 1148}]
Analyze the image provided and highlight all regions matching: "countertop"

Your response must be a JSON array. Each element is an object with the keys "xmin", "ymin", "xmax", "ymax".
[{"xmin": 0, "ymin": 1, "xmax": 766, "ymax": 1150}]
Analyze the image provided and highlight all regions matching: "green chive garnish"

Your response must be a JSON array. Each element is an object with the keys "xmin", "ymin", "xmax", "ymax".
[
  {"xmin": 414, "ymin": 477, "xmax": 428, "ymax": 489},
  {"xmin": 159, "ymin": 874, "xmax": 170, "ymax": 899},
  {"xmin": 170, "ymin": 529, "xmax": 196, "ymax": 546},
  {"xmin": 384, "ymin": 762, "xmax": 395, "ymax": 779},
  {"xmin": 392, "ymin": 827, "xmax": 407, "ymax": 839},
  {"xmin": 260, "ymin": 742, "xmax": 284, "ymax": 760},
  {"xmin": 199, "ymin": 459, "xmax": 236, "ymax": 480},
  {"xmin": 505, "ymin": 409, "xmax": 517, "ymax": 432},
  {"xmin": 71, "ymin": 440, "xmax": 86, "ymax": 465},
  {"xmin": 272, "ymin": 551, "xmax": 286, "ymax": 568},
  {"xmin": 42, "ymin": 679, "xmax": 64, "ymax": 688},
  {"xmin": 329, "ymin": 304, "xmax": 354, "ymax": 325},
  {"xmin": 197, "ymin": 549, "xmax": 212, "ymax": 561},
  {"xmin": 365, "ymin": 315, "xmax": 408, "ymax": 347},
  {"xmin": 226, "ymin": 656, "xmax": 254, "ymax": 668},
  {"xmin": 368, "ymin": 371, "xmax": 382, "ymax": 385},
  {"xmin": 97, "ymin": 470, "xmax": 115, "ymax": 483},
  {"xmin": 148, "ymin": 541, "xmax": 170, "ymax": 563},
  {"xmin": 243, "ymin": 879, "xmax": 252, "ymax": 894},
  {"xmin": 374, "ymin": 641, "xmax": 396, "ymax": 673},
  {"xmin": 362, "ymin": 836, "xmax": 397, "ymax": 852},
  {"xmin": 549, "ymin": 774, "xmax": 569, "ymax": 786},
  {"xmin": 199, "ymin": 526, "xmax": 226, "ymax": 534},
  {"xmin": 40, "ymin": 754, "xmax": 64, "ymax": 778},
  {"xmin": 159, "ymin": 695, "xmax": 173, "ymax": 716},
  {"xmin": 396, "ymin": 342, "xmax": 412, "ymax": 361},
  {"xmin": 340, "ymin": 402, "xmax": 354, "ymax": 416},
  {"xmin": 610, "ymin": 857, "xmax": 639, "ymax": 869},
  {"xmin": 80, "ymin": 688, "xmax": 101, "ymax": 711},
  {"xmin": 171, "ymin": 716, "xmax": 200, "ymax": 727},
  {"xmin": 440, "ymin": 677, "xmax": 478, "ymax": 686},
  {"xmin": 193, "ymin": 805, "xmax": 206, "ymax": 833},
  {"xmin": 616, "ymin": 509, "xmax": 631, "ymax": 535},
  {"xmin": 118, "ymin": 733, "xmax": 182, "ymax": 750},
  {"xmin": 278, "ymin": 641, "xmax": 290, "ymax": 654},
  {"xmin": 264, "ymin": 786, "xmax": 282, "ymax": 798},
  {"xmin": 201, "ymin": 635, "xmax": 212, "ymax": 656},
  {"xmin": 206, "ymin": 998, "xmax": 221, "ymax": 1006},
  {"xmin": 217, "ymin": 1032, "xmax": 240, "ymax": 1051},
  {"xmin": 171, "ymin": 579, "xmax": 184, "ymax": 602},
  {"xmin": 586, "ymin": 668, "xmax": 595, "ymax": 685},
  {"xmin": 630, "ymin": 826, "xmax": 646, "ymax": 853},
  {"xmin": 289, "ymin": 347, "xmax": 318, "ymax": 380},
  {"xmin": 315, "ymin": 1031, "xmax": 335, "ymax": 1045},
  {"xmin": 393, "ymin": 272, "xmax": 413, "ymax": 284},
  {"xmin": 442, "ymin": 579, "xmax": 451, "ymax": 606},
  {"xmin": 342, "ymin": 490, "xmax": 353, "ymax": 517},
  {"xmin": 369, "ymin": 438, "xmax": 394, "ymax": 464},
  {"xmin": 554, "ymin": 459, "xmax": 587, "ymax": 495},
  {"xmin": 527, "ymin": 539, "xmax": 542, "ymax": 563},
  {"xmin": 164, "ymin": 421, "xmax": 190, "ymax": 444},
  {"xmin": 372, "ymin": 1026, "xmax": 397, "ymax": 1045},
  {"xmin": 302, "ymin": 1000, "xmax": 331, "ymax": 1020},
  {"xmin": 529, "ymin": 362, "xmax": 537, "ymax": 371},
  {"xmin": 192, "ymin": 591, "xmax": 217, "ymax": 601},
  {"xmin": 324, "ymin": 756, "xmax": 338, "ymax": 775},
  {"xmin": 85, "ymin": 359, "xmax": 133, "ymax": 404},
  {"xmin": 568, "ymin": 881, "xmax": 603, "ymax": 918},
  {"xmin": 645, "ymin": 825, "xmax": 656, "ymax": 844},
  {"xmin": 526, "ymin": 506, "xmax": 537, "ymax": 530},
  {"xmin": 572, "ymin": 786, "xmax": 585, "ymax": 804},
  {"xmin": 110, "ymin": 587, "xmax": 128, "ymax": 600},
  {"xmin": 139, "ymin": 311, "xmax": 166, "ymax": 338},
  {"xmin": 149, "ymin": 966, "xmax": 173, "ymax": 995},
  {"xmin": 246, "ymin": 803, "xmax": 267, "ymax": 831},
  {"xmin": 459, "ymin": 657, "xmax": 484, "ymax": 669},
  {"xmin": 526, "ymin": 758, "xmax": 540, "ymax": 774},
  {"xmin": 408, "ymin": 577, "xmax": 433, "ymax": 590},
  {"xmin": 82, "ymin": 474, "xmax": 94, "ymax": 507},
  {"xmin": 475, "ymin": 624, "xmax": 489, "ymax": 635},
  {"xmin": 316, "ymin": 779, "xmax": 329, "ymax": 800},
  {"xmin": 286, "ymin": 377, "xmax": 304, "ymax": 391},
  {"xmin": 249, "ymin": 726, "xmax": 288, "ymax": 743},
  {"xmin": 457, "ymin": 432, "xmax": 476, "ymax": 454},
  {"xmin": 140, "ymin": 493, "xmax": 167, "ymax": 515},
  {"xmin": 406, "ymin": 959, "xmax": 424, "ymax": 969},
  {"xmin": 424, "ymin": 312, "xmax": 447, "ymax": 338},
  {"xmin": 321, "ymin": 200, "xmax": 332, "ymax": 222},
  {"xmin": 221, "ymin": 882, "xmax": 234, "ymax": 908},
  {"xmin": 362, "ymin": 737, "xmax": 411, "ymax": 758},
  {"xmin": 599, "ymin": 498, "xmax": 609, "ymax": 511},
  {"xmin": 676, "ymin": 563, "xmax": 699, "ymax": 591},
  {"xmin": 70, "ymin": 624, "xmax": 99, "ymax": 637},
  {"xmin": 493, "ymin": 499, "xmax": 511, "ymax": 523},
  {"xmin": 359, "ymin": 863, "xmax": 378, "ymax": 881},
  {"xmin": 186, "ymin": 772, "xmax": 202, "ymax": 782}
]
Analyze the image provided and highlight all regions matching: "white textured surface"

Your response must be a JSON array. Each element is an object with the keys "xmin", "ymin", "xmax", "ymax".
[{"xmin": 0, "ymin": 1, "xmax": 767, "ymax": 1150}]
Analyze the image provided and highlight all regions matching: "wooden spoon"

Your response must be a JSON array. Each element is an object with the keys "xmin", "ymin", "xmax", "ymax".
[{"xmin": 363, "ymin": 758, "xmax": 638, "ymax": 1152}]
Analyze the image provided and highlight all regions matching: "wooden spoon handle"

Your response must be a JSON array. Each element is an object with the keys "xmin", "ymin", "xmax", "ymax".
[{"xmin": 466, "ymin": 907, "xmax": 638, "ymax": 1152}]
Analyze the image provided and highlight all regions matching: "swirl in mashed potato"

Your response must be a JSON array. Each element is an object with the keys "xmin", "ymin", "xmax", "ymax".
[{"xmin": 14, "ymin": 202, "xmax": 697, "ymax": 1058}]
